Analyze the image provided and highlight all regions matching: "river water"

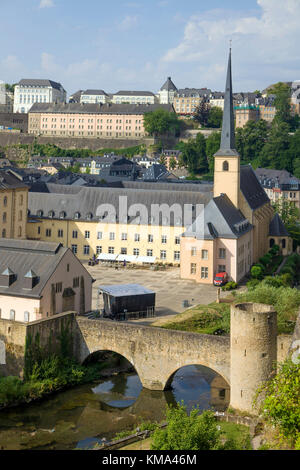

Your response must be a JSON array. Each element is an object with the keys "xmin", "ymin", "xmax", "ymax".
[{"xmin": 0, "ymin": 365, "xmax": 230, "ymax": 450}]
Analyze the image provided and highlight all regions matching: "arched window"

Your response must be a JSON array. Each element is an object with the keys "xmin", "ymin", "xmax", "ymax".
[
  {"xmin": 2, "ymin": 213, "xmax": 6, "ymax": 223},
  {"xmin": 18, "ymin": 210, "xmax": 22, "ymax": 222},
  {"xmin": 3, "ymin": 196, "xmax": 7, "ymax": 207},
  {"xmin": 18, "ymin": 227, "xmax": 22, "ymax": 237},
  {"xmin": 282, "ymin": 239, "xmax": 286, "ymax": 249},
  {"xmin": 24, "ymin": 311, "xmax": 29, "ymax": 322},
  {"xmin": 20, "ymin": 195, "xmax": 23, "ymax": 206},
  {"xmin": 10, "ymin": 310, "xmax": 15, "ymax": 321},
  {"xmin": 223, "ymin": 161, "xmax": 229, "ymax": 171},
  {"xmin": 2, "ymin": 229, "xmax": 6, "ymax": 238},
  {"xmin": 270, "ymin": 238, "xmax": 275, "ymax": 248}
]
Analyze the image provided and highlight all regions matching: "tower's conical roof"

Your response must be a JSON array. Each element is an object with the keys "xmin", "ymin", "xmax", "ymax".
[
  {"xmin": 215, "ymin": 49, "xmax": 239, "ymax": 157},
  {"xmin": 160, "ymin": 77, "xmax": 177, "ymax": 92}
]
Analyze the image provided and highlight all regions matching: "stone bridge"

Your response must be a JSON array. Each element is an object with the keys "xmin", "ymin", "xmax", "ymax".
[
  {"xmin": 74, "ymin": 317, "xmax": 230, "ymax": 390},
  {"xmin": 0, "ymin": 304, "xmax": 297, "ymax": 413}
]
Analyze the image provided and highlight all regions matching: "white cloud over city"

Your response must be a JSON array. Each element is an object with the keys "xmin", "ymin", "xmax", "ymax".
[
  {"xmin": 1, "ymin": 0, "xmax": 300, "ymax": 94},
  {"xmin": 160, "ymin": 0, "xmax": 300, "ymax": 90},
  {"xmin": 39, "ymin": 0, "xmax": 55, "ymax": 8}
]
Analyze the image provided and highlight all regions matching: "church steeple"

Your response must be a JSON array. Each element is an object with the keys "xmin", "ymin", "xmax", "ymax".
[
  {"xmin": 215, "ymin": 47, "xmax": 239, "ymax": 157},
  {"xmin": 213, "ymin": 47, "xmax": 240, "ymax": 208}
]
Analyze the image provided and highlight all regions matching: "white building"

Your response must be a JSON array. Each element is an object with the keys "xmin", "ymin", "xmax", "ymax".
[
  {"xmin": 80, "ymin": 89, "xmax": 109, "ymax": 104},
  {"xmin": 13, "ymin": 79, "xmax": 66, "ymax": 113},
  {"xmin": 112, "ymin": 91, "xmax": 156, "ymax": 105},
  {"xmin": 158, "ymin": 77, "xmax": 178, "ymax": 105}
]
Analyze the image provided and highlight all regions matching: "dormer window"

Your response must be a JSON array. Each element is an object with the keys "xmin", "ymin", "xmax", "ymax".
[
  {"xmin": 48, "ymin": 210, "xmax": 55, "ymax": 218},
  {"xmin": 0, "ymin": 267, "xmax": 16, "ymax": 287},
  {"xmin": 24, "ymin": 270, "xmax": 39, "ymax": 290},
  {"xmin": 74, "ymin": 212, "xmax": 80, "ymax": 220},
  {"xmin": 86, "ymin": 213, "xmax": 93, "ymax": 221},
  {"xmin": 59, "ymin": 211, "xmax": 66, "ymax": 219},
  {"xmin": 223, "ymin": 161, "xmax": 229, "ymax": 171},
  {"xmin": 37, "ymin": 210, "xmax": 43, "ymax": 217}
]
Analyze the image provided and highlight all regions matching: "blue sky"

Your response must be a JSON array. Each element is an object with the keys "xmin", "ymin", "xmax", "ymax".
[{"xmin": 1, "ymin": 0, "xmax": 300, "ymax": 96}]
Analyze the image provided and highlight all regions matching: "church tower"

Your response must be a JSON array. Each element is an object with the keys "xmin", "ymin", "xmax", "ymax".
[{"xmin": 214, "ymin": 49, "xmax": 240, "ymax": 209}]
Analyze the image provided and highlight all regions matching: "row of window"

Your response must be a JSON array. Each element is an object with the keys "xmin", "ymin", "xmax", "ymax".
[
  {"xmin": 43, "ymin": 228, "xmax": 181, "ymax": 244},
  {"xmin": 0, "ymin": 309, "xmax": 30, "ymax": 322},
  {"xmin": 71, "ymin": 244, "xmax": 180, "ymax": 260},
  {"xmin": 0, "ymin": 195, "xmax": 24, "ymax": 207},
  {"xmin": 190, "ymin": 248, "xmax": 226, "ymax": 259}
]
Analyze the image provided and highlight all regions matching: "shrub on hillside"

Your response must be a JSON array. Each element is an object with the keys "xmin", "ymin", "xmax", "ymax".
[
  {"xmin": 251, "ymin": 265, "xmax": 264, "ymax": 279},
  {"xmin": 222, "ymin": 282, "xmax": 238, "ymax": 291},
  {"xmin": 254, "ymin": 360, "xmax": 300, "ymax": 447},
  {"xmin": 236, "ymin": 284, "xmax": 300, "ymax": 333}
]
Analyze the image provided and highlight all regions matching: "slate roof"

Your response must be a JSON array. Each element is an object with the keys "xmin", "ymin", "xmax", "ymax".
[
  {"xmin": 143, "ymin": 164, "xmax": 169, "ymax": 181},
  {"xmin": 269, "ymin": 213, "xmax": 289, "ymax": 237},
  {"xmin": 177, "ymin": 88, "xmax": 212, "ymax": 98},
  {"xmin": 240, "ymin": 165, "xmax": 270, "ymax": 210},
  {"xmin": 114, "ymin": 91, "xmax": 155, "ymax": 97},
  {"xmin": 214, "ymin": 49, "xmax": 237, "ymax": 157},
  {"xmin": 183, "ymin": 194, "xmax": 252, "ymax": 240},
  {"xmin": 29, "ymin": 102, "xmax": 174, "ymax": 115},
  {"xmin": 18, "ymin": 79, "xmax": 64, "ymax": 90},
  {"xmin": 28, "ymin": 183, "xmax": 213, "ymax": 226},
  {"xmin": 0, "ymin": 170, "xmax": 29, "ymax": 190},
  {"xmin": 0, "ymin": 239, "xmax": 69, "ymax": 299},
  {"xmin": 255, "ymin": 168, "xmax": 300, "ymax": 189},
  {"xmin": 160, "ymin": 77, "xmax": 177, "ymax": 92},
  {"xmin": 82, "ymin": 89, "xmax": 108, "ymax": 96}
]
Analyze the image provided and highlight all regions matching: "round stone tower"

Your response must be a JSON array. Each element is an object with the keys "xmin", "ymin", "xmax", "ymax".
[{"xmin": 230, "ymin": 303, "xmax": 277, "ymax": 413}]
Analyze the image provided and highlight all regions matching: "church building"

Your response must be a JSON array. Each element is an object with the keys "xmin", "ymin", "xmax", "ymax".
[{"xmin": 180, "ymin": 49, "xmax": 292, "ymax": 285}]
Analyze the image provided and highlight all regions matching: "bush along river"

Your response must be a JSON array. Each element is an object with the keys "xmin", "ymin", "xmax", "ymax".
[{"xmin": 0, "ymin": 358, "xmax": 230, "ymax": 450}]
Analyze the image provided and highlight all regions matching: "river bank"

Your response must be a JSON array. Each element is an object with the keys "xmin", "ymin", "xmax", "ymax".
[
  {"xmin": 0, "ymin": 354, "xmax": 133, "ymax": 412},
  {"xmin": 0, "ymin": 365, "xmax": 230, "ymax": 450}
]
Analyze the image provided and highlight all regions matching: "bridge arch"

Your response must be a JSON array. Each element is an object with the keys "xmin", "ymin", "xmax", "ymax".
[
  {"xmin": 164, "ymin": 362, "xmax": 230, "ymax": 391},
  {"xmin": 75, "ymin": 318, "xmax": 231, "ymax": 391}
]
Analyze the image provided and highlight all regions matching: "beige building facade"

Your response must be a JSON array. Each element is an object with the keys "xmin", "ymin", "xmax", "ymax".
[
  {"xmin": 0, "ymin": 239, "xmax": 93, "ymax": 322},
  {"xmin": 0, "ymin": 170, "xmax": 28, "ymax": 240},
  {"xmin": 28, "ymin": 102, "xmax": 173, "ymax": 139}
]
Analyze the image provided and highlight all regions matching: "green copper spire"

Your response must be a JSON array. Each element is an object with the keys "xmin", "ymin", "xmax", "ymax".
[{"xmin": 215, "ymin": 48, "xmax": 239, "ymax": 157}]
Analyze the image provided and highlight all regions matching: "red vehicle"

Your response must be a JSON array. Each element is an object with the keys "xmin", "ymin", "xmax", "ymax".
[{"xmin": 214, "ymin": 272, "xmax": 228, "ymax": 287}]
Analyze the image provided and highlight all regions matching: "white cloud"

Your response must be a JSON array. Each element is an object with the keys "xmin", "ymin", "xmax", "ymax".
[
  {"xmin": 118, "ymin": 15, "xmax": 138, "ymax": 31},
  {"xmin": 160, "ymin": 0, "xmax": 300, "ymax": 90},
  {"xmin": 39, "ymin": 0, "xmax": 54, "ymax": 8}
]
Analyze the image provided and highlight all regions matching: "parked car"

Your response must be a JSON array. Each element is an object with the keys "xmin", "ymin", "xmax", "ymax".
[{"xmin": 214, "ymin": 272, "xmax": 228, "ymax": 286}]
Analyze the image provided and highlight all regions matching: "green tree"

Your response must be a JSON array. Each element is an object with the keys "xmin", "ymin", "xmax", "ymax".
[
  {"xmin": 207, "ymin": 107, "xmax": 223, "ymax": 128},
  {"xmin": 254, "ymin": 360, "xmax": 300, "ymax": 446},
  {"xmin": 5, "ymin": 83, "xmax": 16, "ymax": 93},
  {"xmin": 193, "ymin": 100, "xmax": 210, "ymax": 127},
  {"xmin": 143, "ymin": 109, "xmax": 180, "ymax": 137},
  {"xmin": 206, "ymin": 132, "xmax": 221, "ymax": 174},
  {"xmin": 169, "ymin": 156, "xmax": 177, "ymax": 170},
  {"xmin": 159, "ymin": 154, "xmax": 167, "ymax": 166},
  {"xmin": 235, "ymin": 119, "xmax": 269, "ymax": 165},
  {"xmin": 272, "ymin": 199, "xmax": 300, "ymax": 225},
  {"xmin": 258, "ymin": 121, "xmax": 292, "ymax": 170},
  {"xmin": 181, "ymin": 133, "xmax": 208, "ymax": 175},
  {"xmin": 291, "ymin": 129, "xmax": 300, "ymax": 177},
  {"xmin": 268, "ymin": 82, "xmax": 293, "ymax": 128},
  {"xmin": 151, "ymin": 404, "xmax": 222, "ymax": 450}
]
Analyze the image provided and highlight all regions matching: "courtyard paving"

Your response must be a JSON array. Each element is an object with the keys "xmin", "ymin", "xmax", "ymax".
[{"xmin": 86, "ymin": 264, "xmax": 226, "ymax": 325}]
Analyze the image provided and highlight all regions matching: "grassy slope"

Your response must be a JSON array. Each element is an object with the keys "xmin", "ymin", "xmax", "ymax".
[{"xmin": 152, "ymin": 302, "xmax": 231, "ymax": 335}]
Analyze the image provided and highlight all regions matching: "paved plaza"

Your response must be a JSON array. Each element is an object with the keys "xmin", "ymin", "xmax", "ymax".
[{"xmin": 86, "ymin": 264, "xmax": 225, "ymax": 324}]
